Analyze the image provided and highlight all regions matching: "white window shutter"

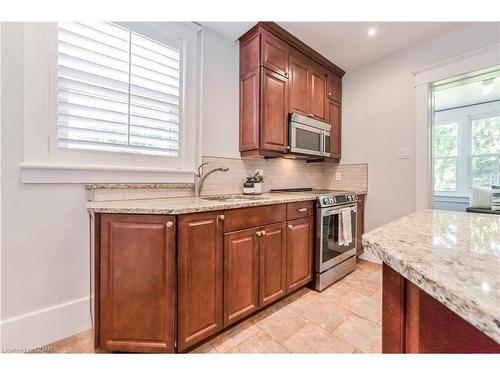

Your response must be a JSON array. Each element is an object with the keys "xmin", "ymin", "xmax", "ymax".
[{"xmin": 57, "ymin": 22, "xmax": 180, "ymax": 156}]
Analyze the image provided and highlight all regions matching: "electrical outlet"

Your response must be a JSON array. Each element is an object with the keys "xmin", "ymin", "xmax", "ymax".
[
  {"xmin": 335, "ymin": 172, "xmax": 342, "ymax": 181},
  {"xmin": 398, "ymin": 148, "xmax": 411, "ymax": 159}
]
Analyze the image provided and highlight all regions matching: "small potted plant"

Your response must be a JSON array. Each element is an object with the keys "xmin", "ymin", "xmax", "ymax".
[
  {"xmin": 252, "ymin": 172, "xmax": 264, "ymax": 194},
  {"xmin": 243, "ymin": 177, "xmax": 255, "ymax": 195}
]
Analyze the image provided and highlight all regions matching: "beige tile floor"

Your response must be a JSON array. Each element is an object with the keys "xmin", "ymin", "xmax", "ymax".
[{"xmin": 48, "ymin": 260, "xmax": 382, "ymax": 354}]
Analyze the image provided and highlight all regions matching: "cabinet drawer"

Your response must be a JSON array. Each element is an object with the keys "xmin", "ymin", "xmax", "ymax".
[
  {"xmin": 224, "ymin": 204, "xmax": 286, "ymax": 233},
  {"xmin": 287, "ymin": 201, "xmax": 314, "ymax": 220}
]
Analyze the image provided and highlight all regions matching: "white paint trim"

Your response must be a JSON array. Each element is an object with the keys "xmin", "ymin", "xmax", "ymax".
[
  {"xmin": 413, "ymin": 43, "xmax": 500, "ymax": 86},
  {"xmin": 1, "ymin": 297, "xmax": 91, "ymax": 350},
  {"xmin": 412, "ymin": 43, "xmax": 500, "ymax": 76},
  {"xmin": 20, "ymin": 162, "xmax": 196, "ymax": 184},
  {"xmin": 22, "ymin": 23, "xmax": 201, "ymax": 183},
  {"xmin": 414, "ymin": 45, "xmax": 500, "ymax": 209}
]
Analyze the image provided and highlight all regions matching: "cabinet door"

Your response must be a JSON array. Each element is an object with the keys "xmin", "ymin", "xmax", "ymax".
[
  {"xmin": 327, "ymin": 74, "xmax": 342, "ymax": 103},
  {"xmin": 356, "ymin": 199, "xmax": 365, "ymax": 256},
  {"xmin": 99, "ymin": 214, "xmax": 176, "ymax": 353},
  {"xmin": 178, "ymin": 211, "xmax": 223, "ymax": 351},
  {"xmin": 286, "ymin": 216, "xmax": 313, "ymax": 293},
  {"xmin": 328, "ymin": 100, "xmax": 341, "ymax": 159},
  {"xmin": 261, "ymin": 29, "xmax": 289, "ymax": 77},
  {"xmin": 240, "ymin": 68, "xmax": 260, "ymax": 151},
  {"xmin": 308, "ymin": 68, "xmax": 327, "ymax": 121},
  {"xmin": 224, "ymin": 228, "xmax": 260, "ymax": 326},
  {"xmin": 259, "ymin": 223, "xmax": 287, "ymax": 307},
  {"xmin": 288, "ymin": 49, "xmax": 309, "ymax": 116},
  {"xmin": 260, "ymin": 67, "xmax": 289, "ymax": 152}
]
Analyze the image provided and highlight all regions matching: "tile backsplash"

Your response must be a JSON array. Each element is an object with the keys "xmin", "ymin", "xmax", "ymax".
[
  {"xmin": 90, "ymin": 157, "xmax": 368, "ymax": 202},
  {"xmin": 201, "ymin": 156, "xmax": 368, "ymax": 195}
]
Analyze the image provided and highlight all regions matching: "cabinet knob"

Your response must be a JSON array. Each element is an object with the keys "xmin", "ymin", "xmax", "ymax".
[
  {"xmin": 328, "ymin": 92, "xmax": 332, "ymax": 96},
  {"xmin": 256, "ymin": 231, "xmax": 262, "ymax": 237},
  {"xmin": 261, "ymin": 230, "xmax": 266, "ymax": 235},
  {"xmin": 288, "ymin": 224, "xmax": 293, "ymax": 229},
  {"xmin": 308, "ymin": 113, "xmax": 315, "ymax": 118},
  {"xmin": 297, "ymin": 208, "xmax": 307, "ymax": 213},
  {"xmin": 218, "ymin": 214, "xmax": 225, "ymax": 221},
  {"xmin": 166, "ymin": 221, "xmax": 174, "ymax": 228}
]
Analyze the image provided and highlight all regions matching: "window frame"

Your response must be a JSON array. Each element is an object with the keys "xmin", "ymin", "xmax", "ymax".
[
  {"xmin": 21, "ymin": 22, "xmax": 202, "ymax": 183},
  {"xmin": 433, "ymin": 101, "xmax": 500, "ymax": 199}
]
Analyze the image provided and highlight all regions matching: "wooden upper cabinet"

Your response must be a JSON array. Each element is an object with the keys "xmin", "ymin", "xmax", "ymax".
[
  {"xmin": 308, "ymin": 67, "xmax": 327, "ymax": 121},
  {"xmin": 286, "ymin": 216, "xmax": 313, "ymax": 293},
  {"xmin": 240, "ymin": 32, "xmax": 260, "ymax": 77},
  {"xmin": 240, "ymin": 69, "xmax": 260, "ymax": 151},
  {"xmin": 327, "ymin": 73, "xmax": 342, "ymax": 103},
  {"xmin": 239, "ymin": 23, "xmax": 344, "ymax": 158},
  {"xmin": 288, "ymin": 49, "xmax": 309, "ymax": 116},
  {"xmin": 259, "ymin": 223, "xmax": 287, "ymax": 307},
  {"xmin": 261, "ymin": 29, "xmax": 289, "ymax": 77},
  {"xmin": 99, "ymin": 214, "xmax": 176, "ymax": 353},
  {"xmin": 328, "ymin": 100, "xmax": 341, "ymax": 159},
  {"xmin": 289, "ymin": 48, "xmax": 327, "ymax": 121},
  {"xmin": 177, "ymin": 211, "xmax": 224, "ymax": 351},
  {"xmin": 260, "ymin": 68, "xmax": 288, "ymax": 152},
  {"xmin": 223, "ymin": 228, "xmax": 260, "ymax": 326}
]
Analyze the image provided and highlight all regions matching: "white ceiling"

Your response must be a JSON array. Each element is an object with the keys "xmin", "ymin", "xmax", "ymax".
[{"xmin": 201, "ymin": 22, "xmax": 469, "ymax": 70}]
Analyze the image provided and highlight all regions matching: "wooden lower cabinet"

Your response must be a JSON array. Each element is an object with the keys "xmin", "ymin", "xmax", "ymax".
[
  {"xmin": 259, "ymin": 223, "xmax": 287, "ymax": 307},
  {"xmin": 177, "ymin": 211, "xmax": 224, "ymax": 351},
  {"xmin": 286, "ymin": 216, "xmax": 313, "ymax": 293},
  {"xmin": 99, "ymin": 214, "xmax": 176, "ymax": 353},
  {"xmin": 96, "ymin": 203, "xmax": 316, "ymax": 353},
  {"xmin": 223, "ymin": 228, "xmax": 260, "ymax": 326}
]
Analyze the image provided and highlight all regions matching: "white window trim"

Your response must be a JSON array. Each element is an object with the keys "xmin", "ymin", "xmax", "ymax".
[
  {"xmin": 413, "ymin": 43, "xmax": 500, "ymax": 209},
  {"xmin": 21, "ymin": 22, "xmax": 202, "ymax": 184}
]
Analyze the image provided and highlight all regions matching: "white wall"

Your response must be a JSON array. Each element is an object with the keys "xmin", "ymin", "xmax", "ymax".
[
  {"xmin": 201, "ymin": 28, "xmax": 240, "ymax": 158},
  {"xmin": 341, "ymin": 22, "xmax": 500, "ymax": 262},
  {"xmin": 1, "ymin": 23, "xmax": 91, "ymax": 349}
]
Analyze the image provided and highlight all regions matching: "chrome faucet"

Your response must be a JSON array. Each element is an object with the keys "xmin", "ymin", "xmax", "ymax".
[{"xmin": 194, "ymin": 162, "xmax": 229, "ymax": 197}]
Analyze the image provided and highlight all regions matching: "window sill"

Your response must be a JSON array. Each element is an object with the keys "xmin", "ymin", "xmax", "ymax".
[
  {"xmin": 20, "ymin": 162, "xmax": 196, "ymax": 184},
  {"xmin": 433, "ymin": 194, "xmax": 470, "ymax": 204}
]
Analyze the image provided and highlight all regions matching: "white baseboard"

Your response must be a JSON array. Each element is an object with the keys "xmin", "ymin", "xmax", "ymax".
[{"xmin": 1, "ymin": 297, "xmax": 92, "ymax": 351}]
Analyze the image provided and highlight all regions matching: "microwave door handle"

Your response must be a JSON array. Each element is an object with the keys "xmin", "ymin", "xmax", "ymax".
[{"xmin": 321, "ymin": 131, "xmax": 324, "ymax": 155}]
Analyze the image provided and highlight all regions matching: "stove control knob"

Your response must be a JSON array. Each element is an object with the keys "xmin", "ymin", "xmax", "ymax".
[
  {"xmin": 347, "ymin": 196, "xmax": 352, "ymax": 201},
  {"xmin": 329, "ymin": 197, "xmax": 334, "ymax": 204},
  {"xmin": 323, "ymin": 198, "xmax": 329, "ymax": 205}
]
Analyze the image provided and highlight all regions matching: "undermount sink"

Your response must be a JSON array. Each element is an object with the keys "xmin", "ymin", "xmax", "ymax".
[{"xmin": 202, "ymin": 195, "xmax": 265, "ymax": 203}]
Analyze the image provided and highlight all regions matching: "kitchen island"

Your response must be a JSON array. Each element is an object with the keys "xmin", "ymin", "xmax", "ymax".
[{"xmin": 363, "ymin": 209, "xmax": 500, "ymax": 353}]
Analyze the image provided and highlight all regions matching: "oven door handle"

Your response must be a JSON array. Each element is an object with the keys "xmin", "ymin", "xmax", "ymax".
[{"xmin": 321, "ymin": 206, "xmax": 357, "ymax": 217}]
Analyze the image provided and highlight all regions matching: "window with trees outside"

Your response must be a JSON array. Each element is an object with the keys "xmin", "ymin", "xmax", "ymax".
[{"xmin": 432, "ymin": 68, "xmax": 500, "ymax": 200}]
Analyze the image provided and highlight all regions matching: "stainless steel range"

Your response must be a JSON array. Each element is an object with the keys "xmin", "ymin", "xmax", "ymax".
[
  {"xmin": 271, "ymin": 188, "xmax": 358, "ymax": 291},
  {"xmin": 315, "ymin": 191, "xmax": 358, "ymax": 290}
]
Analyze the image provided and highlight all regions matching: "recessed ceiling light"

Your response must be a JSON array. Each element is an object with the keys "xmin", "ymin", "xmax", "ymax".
[{"xmin": 367, "ymin": 27, "xmax": 377, "ymax": 37}]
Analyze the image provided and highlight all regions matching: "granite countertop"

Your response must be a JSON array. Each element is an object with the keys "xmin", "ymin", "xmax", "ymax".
[
  {"xmin": 362, "ymin": 209, "xmax": 500, "ymax": 343},
  {"xmin": 87, "ymin": 192, "xmax": 317, "ymax": 215}
]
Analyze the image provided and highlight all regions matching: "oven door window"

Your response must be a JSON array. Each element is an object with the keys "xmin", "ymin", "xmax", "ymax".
[{"xmin": 321, "ymin": 210, "xmax": 356, "ymax": 265}]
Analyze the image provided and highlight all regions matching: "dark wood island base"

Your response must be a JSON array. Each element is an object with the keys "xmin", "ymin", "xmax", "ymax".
[{"xmin": 382, "ymin": 264, "xmax": 500, "ymax": 353}]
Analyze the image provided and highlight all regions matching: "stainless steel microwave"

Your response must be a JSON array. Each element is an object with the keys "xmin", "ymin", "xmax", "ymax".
[{"xmin": 289, "ymin": 113, "xmax": 331, "ymax": 158}]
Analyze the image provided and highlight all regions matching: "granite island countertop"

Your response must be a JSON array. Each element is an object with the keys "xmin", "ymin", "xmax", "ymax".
[
  {"xmin": 87, "ymin": 192, "xmax": 318, "ymax": 215},
  {"xmin": 362, "ymin": 209, "xmax": 500, "ymax": 343}
]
